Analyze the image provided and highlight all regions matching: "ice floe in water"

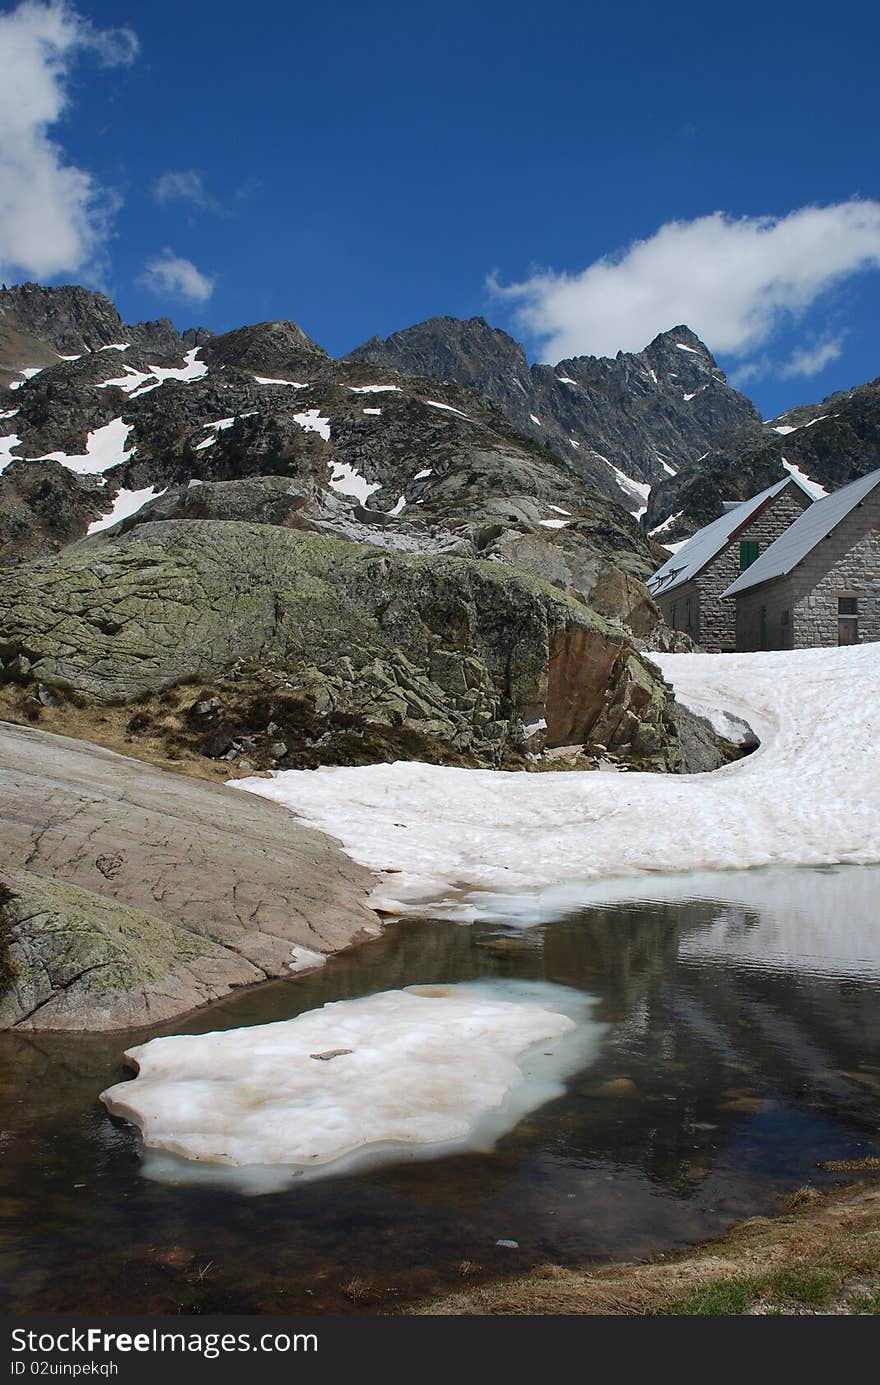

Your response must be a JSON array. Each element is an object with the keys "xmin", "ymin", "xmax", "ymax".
[{"xmin": 100, "ymin": 980, "xmax": 603, "ymax": 1193}]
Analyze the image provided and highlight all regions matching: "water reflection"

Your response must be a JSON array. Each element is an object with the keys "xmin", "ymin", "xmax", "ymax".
[{"xmin": 1, "ymin": 865, "xmax": 878, "ymax": 1313}]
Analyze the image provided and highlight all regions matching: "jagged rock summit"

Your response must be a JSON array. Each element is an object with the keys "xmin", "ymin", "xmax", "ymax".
[
  {"xmin": 346, "ymin": 316, "xmax": 761, "ymax": 502},
  {"xmin": 0, "ymin": 282, "xmax": 187, "ymax": 385}
]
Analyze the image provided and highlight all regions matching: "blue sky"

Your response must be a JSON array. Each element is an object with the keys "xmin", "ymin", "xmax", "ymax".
[{"xmin": 1, "ymin": 0, "xmax": 879, "ymax": 418}]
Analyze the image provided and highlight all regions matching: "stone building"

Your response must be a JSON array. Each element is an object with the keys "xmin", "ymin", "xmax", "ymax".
[
  {"xmin": 724, "ymin": 468, "xmax": 880, "ymax": 650},
  {"xmin": 647, "ymin": 477, "xmax": 813, "ymax": 651}
]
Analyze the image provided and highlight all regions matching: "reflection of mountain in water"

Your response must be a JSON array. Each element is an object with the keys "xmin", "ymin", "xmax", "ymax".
[{"xmin": 534, "ymin": 866, "xmax": 880, "ymax": 1194}]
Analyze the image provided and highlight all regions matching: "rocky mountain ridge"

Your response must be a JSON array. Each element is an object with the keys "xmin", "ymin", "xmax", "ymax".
[
  {"xmin": 0, "ymin": 282, "xmax": 192, "ymax": 387},
  {"xmin": 346, "ymin": 316, "xmax": 762, "ymax": 504},
  {"xmin": 1, "ymin": 282, "xmax": 709, "ymax": 781}
]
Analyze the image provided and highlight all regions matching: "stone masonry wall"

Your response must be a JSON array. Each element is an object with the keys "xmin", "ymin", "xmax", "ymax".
[
  {"xmin": 657, "ymin": 484, "xmax": 811, "ymax": 651},
  {"xmin": 733, "ymin": 486, "xmax": 880, "ymax": 650}
]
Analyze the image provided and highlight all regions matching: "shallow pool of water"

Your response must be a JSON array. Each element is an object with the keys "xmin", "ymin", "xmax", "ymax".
[{"xmin": 1, "ymin": 864, "xmax": 879, "ymax": 1313}]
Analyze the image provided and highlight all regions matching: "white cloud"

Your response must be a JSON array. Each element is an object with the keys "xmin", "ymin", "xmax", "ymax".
[
  {"xmin": 140, "ymin": 249, "xmax": 215, "ymax": 303},
  {"xmin": 490, "ymin": 203, "xmax": 880, "ymax": 365},
  {"xmin": 153, "ymin": 169, "xmax": 213, "ymax": 210},
  {"xmin": 0, "ymin": 1, "xmax": 138, "ymax": 281},
  {"xmin": 780, "ymin": 336, "xmax": 844, "ymax": 379}
]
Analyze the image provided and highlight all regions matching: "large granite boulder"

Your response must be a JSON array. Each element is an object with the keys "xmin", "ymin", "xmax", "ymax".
[{"xmin": 0, "ymin": 520, "xmax": 682, "ymax": 768}]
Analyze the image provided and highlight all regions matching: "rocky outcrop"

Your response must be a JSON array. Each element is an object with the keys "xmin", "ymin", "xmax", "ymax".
[
  {"xmin": 0, "ymin": 458, "xmax": 106, "ymax": 561},
  {"xmin": 199, "ymin": 320, "xmax": 330, "ymax": 374},
  {"xmin": 0, "ymin": 721, "xmax": 378, "ymax": 1031},
  {"xmin": 346, "ymin": 318, "xmax": 760, "ymax": 497},
  {"xmin": 0, "ymin": 520, "xmax": 682, "ymax": 768},
  {"xmin": 0, "ymin": 282, "xmax": 182, "ymax": 384}
]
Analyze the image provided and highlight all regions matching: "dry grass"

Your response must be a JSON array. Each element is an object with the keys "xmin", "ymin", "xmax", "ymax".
[{"xmin": 406, "ymin": 1183, "xmax": 880, "ymax": 1316}]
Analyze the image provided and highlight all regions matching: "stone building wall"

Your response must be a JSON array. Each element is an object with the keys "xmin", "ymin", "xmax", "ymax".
[
  {"xmin": 733, "ymin": 486, "xmax": 880, "ymax": 650},
  {"xmin": 656, "ymin": 483, "xmax": 811, "ymax": 651}
]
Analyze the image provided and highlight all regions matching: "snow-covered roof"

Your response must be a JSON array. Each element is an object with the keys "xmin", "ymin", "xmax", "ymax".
[
  {"xmin": 647, "ymin": 477, "xmax": 810, "ymax": 597},
  {"xmin": 724, "ymin": 467, "xmax": 880, "ymax": 597}
]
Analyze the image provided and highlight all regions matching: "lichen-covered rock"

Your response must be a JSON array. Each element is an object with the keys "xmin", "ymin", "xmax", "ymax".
[
  {"xmin": 0, "ymin": 520, "xmax": 682, "ymax": 768},
  {"xmin": 0, "ymin": 866, "xmax": 245, "ymax": 1031},
  {"xmin": 0, "ymin": 720, "xmax": 378, "ymax": 1030}
]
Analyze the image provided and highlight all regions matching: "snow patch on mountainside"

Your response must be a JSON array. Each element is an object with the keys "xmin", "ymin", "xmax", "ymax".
[
  {"xmin": 31, "ymin": 419, "xmax": 135, "ymax": 475},
  {"xmin": 87, "ymin": 486, "xmax": 165, "ymax": 533},
  {"xmin": 328, "ymin": 459, "xmax": 379, "ymax": 504},
  {"xmin": 128, "ymin": 349, "xmax": 208, "ymax": 397},
  {"xmin": 293, "ymin": 409, "xmax": 331, "ymax": 442},
  {"xmin": 0, "ymin": 432, "xmax": 22, "ymax": 474},
  {"xmin": 253, "ymin": 375, "xmax": 309, "ymax": 388},
  {"xmin": 424, "ymin": 399, "xmax": 472, "ymax": 420}
]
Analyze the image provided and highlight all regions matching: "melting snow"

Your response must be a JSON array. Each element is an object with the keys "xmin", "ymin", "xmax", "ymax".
[
  {"xmin": 649, "ymin": 510, "xmax": 684, "ymax": 537},
  {"xmin": 294, "ymin": 409, "xmax": 331, "ymax": 442},
  {"xmin": 98, "ymin": 366, "xmax": 157, "ymax": 394},
  {"xmin": 194, "ymin": 413, "xmax": 258, "ymax": 450},
  {"xmin": 675, "ymin": 342, "xmax": 701, "ymax": 355},
  {"xmin": 348, "ymin": 384, "xmax": 401, "ymax": 394},
  {"xmin": 0, "ymin": 432, "xmax": 23, "ymax": 474},
  {"xmin": 601, "ymin": 458, "xmax": 651, "ymax": 512},
  {"xmin": 99, "ymin": 343, "xmax": 130, "ymax": 351},
  {"xmin": 328, "ymin": 460, "xmax": 379, "ymax": 504},
  {"xmin": 657, "ymin": 456, "xmax": 678, "ymax": 477},
  {"xmin": 9, "ymin": 365, "xmax": 45, "ymax": 390},
  {"xmin": 87, "ymin": 486, "xmax": 165, "ymax": 534},
  {"xmin": 424, "ymin": 399, "xmax": 472, "ymax": 420},
  {"xmin": 774, "ymin": 415, "xmax": 831, "ymax": 436},
  {"xmin": 556, "ymin": 375, "xmax": 578, "ymax": 385},
  {"xmin": 569, "ymin": 438, "xmax": 580, "ymax": 449},
  {"xmin": 253, "ymin": 375, "xmax": 309, "ymax": 388},
  {"xmin": 32, "ymin": 418, "xmax": 135, "ymax": 475},
  {"xmin": 539, "ymin": 518, "xmax": 569, "ymax": 529},
  {"xmin": 389, "ymin": 495, "xmax": 407, "ymax": 516},
  {"xmin": 414, "ymin": 467, "xmax": 432, "ymax": 480},
  {"xmin": 548, "ymin": 504, "xmax": 572, "ymax": 516},
  {"xmin": 235, "ymin": 645, "xmax": 880, "ymax": 919},
  {"xmin": 128, "ymin": 349, "xmax": 208, "ymax": 398},
  {"xmin": 529, "ymin": 413, "xmax": 542, "ymax": 425},
  {"xmin": 99, "ymin": 980, "xmax": 603, "ymax": 1189},
  {"xmin": 288, "ymin": 945, "xmax": 327, "ymax": 975},
  {"xmin": 362, "ymin": 407, "xmax": 382, "ymax": 416}
]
